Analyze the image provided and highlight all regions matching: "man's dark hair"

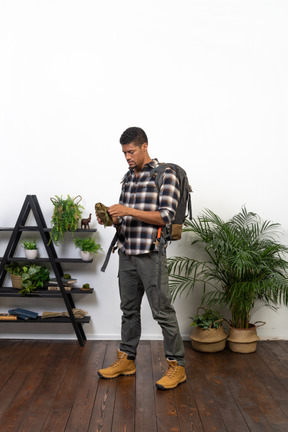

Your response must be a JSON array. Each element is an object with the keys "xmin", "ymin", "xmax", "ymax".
[{"xmin": 120, "ymin": 127, "xmax": 148, "ymax": 147}]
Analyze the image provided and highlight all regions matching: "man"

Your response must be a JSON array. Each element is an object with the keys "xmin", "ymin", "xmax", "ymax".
[{"xmin": 97, "ymin": 127, "xmax": 186, "ymax": 390}]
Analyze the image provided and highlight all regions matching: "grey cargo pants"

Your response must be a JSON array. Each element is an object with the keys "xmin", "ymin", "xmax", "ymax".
[{"xmin": 118, "ymin": 250, "xmax": 185, "ymax": 366}]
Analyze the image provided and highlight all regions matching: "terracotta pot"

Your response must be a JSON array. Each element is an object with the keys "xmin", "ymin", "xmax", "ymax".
[
  {"xmin": 227, "ymin": 325, "xmax": 260, "ymax": 353},
  {"xmin": 190, "ymin": 326, "xmax": 227, "ymax": 353}
]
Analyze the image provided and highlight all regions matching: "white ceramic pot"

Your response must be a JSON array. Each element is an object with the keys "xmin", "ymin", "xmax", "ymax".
[
  {"xmin": 25, "ymin": 249, "xmax": 38, "ymax": 259},
  {"xmin": 80, "ymin": 251, "xmax": 93, "ymax": 261}
]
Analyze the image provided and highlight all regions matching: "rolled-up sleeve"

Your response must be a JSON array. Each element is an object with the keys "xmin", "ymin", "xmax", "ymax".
[{"xmin": 158, "ymin": 168, "xmax": 180, "ymax": 225}]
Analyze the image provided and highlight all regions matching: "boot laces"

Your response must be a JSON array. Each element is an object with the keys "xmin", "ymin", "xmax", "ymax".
[
  {"xmin": 165, "ymin": 364, "xmax": 179, "ymax": 380},
  {"xmin": 111, "ymin": 357, "xmax": 125, "ymax": 369}
]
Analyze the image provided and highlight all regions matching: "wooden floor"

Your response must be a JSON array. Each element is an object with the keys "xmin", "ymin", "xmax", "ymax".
[{"xmin": 0, "ymin": 340, "xmax": 288, "ymax": 432}]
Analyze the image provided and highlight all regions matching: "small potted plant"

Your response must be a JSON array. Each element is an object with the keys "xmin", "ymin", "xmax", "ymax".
[
  {"xmin": 189, "ymin": 308, "xmax": 227, "ymax": 353},
  {"xmin": 5, "ymin": 262, "xmax": 50, "ymax": 294},
  {"xmin": 22, "ymin": 239, "xmax": 38, "ymax": 259},
  {"xmin": 74, "ymin": 237, "xmax": 102, "ymax": 261},
  {"xmin": 5, "ymin": 262, "xmax": 24, "ymax": 289}
]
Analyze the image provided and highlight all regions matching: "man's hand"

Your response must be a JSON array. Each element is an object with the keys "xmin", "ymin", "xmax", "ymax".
[
  {"xmin": 108, "ymin": 204, "xmax": 130, "ymax": 218},
  {"xmin": 96, "ymin": 213, "xmax": 119, "ymax": 226}
]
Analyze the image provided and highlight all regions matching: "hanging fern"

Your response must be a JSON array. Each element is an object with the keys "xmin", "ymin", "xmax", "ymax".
[{"xmin": 49, "ymin": 195, "xmax": 84, "ymax": 245}]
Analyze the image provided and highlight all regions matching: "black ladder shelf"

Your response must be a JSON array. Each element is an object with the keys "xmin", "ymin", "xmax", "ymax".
[{"xmin": 0, "ymin": 195, "xmax": 96, "ymax": 346}]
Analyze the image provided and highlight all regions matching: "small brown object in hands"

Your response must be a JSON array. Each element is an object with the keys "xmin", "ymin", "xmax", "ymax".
[{"xmin": 95, "ymin": 203, "xmax": 113, "ymax": 227}]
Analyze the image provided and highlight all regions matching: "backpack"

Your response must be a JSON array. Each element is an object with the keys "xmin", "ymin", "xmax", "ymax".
[
  {"xmin": 150, "ymin": 162, "xmax": 192, "ymax": 243},
  {"xmin": 101, "ymin": 162, "xmax": 192, "ymax": 272}
]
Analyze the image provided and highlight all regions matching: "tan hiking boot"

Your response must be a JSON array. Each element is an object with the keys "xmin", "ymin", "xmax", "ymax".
[
  {"xmin": 156, "ymin": 359, "xmax": 186, "ymax": 390},
  {"xmin": 98, "ymin": 350, "xmax": 136, "ymax": 379}
]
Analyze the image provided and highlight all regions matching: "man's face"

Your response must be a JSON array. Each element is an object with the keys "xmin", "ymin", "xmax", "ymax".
[{"xmin": 121, "ymin": 142, "xmax": 147, "ymax": 171}]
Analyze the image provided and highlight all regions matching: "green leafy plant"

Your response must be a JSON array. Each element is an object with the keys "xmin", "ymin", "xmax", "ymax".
[
  {"xmin": 22, "ymin": 240, "xmax": 37, "ymax": 250},
  {"xmin": 168, "ymin": 207, "xmax": 288, "ymax": 329},
  {"xmin": 20, "ymin": 264, "xmax": 50, "ymax": 295},
  {"xmin": 74, "ymin": 237, "xmax": 102, "ymax": 253},
  {"xmin": 5, "ymin": 262, "xmax": 24, "ymax": 276},
  {"xmin": 190, "ymin": 308, "xmax": 224, "ymax": 330},
  {"xmin": 5, "ymin": 262, "xmax": 50, "ymax": 295},
  {"xmin": 82, "ymin": 283, "xmax": 90, "ymax": 289},
  {"xmin": 49, "ymin": 195, "xmax": 84, "ymax": 245}
]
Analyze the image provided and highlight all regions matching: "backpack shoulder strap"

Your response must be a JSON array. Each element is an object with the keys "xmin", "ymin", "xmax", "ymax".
[
  {"xmin": 150, "ymin": 162, "xmax": 177, "ymax": 176},
  {"xmin": 151, "ymin": 162, "xmax": 192, "ymax": 220},
  {"xmin": 150, "ymin": 163, "xmax": 178, "ymax": 191},
  {"xmin": 101, "ymin": 230, "xmax": 119, "ymax": 272}
]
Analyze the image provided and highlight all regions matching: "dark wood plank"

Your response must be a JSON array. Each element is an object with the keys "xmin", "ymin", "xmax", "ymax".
[
  {"xmin": 42, "ymin": 409, "xmax": 71, "ymax": 432},
  {"xmin": 246, "ymin": 345, "xmax": 288, "ymax": 427},
  {"xmin": 184, "ymin": 344, "xmax": 228, "ymax": 432},
  {"xmin": 173, "ymin": 390, "xmax": 204, "ymax": 432},
  {"xmin": 0, "ymin": 339, "xmax": 288, "ymax": 431},
  {"xmin": 135, "ymin": 341, "xmax": 157, "ymax": 432},
  {"xmin": 0, "ymin": 340, "xmax": 63, "ymax": 431},
  {"xmin": 65, "ymin": 341, "xmax": 107, "ymax": 432},
  {"xmin": 0, "ymin": 340, "xmax": 41, "ymax": 421},
  {"xmin": 172, "ymin": 342, "xmax": 204, "ymax": 432},
  {"xmin": 88, "ymin": 340, "xmax": 119, "ymax": 432},
  {"xmin": 112, "ymin": 366, "xmax": 136, "ymax": 431},
  {"xmin": 278, "ymin": 340, "xmax": 288, "ymax": 354},
  {"xmin": 220, "ymin": 349, "xmax": 279, "ymax": 431},
  {"xmin": 151, "ymin": 340, "xmax": 181, "ymax": 432},
  {"xmin": 261, "ymin": 340, "xmax": 288, "ymax": 380},
  {"xmin": 18, "ymin": 340, "xmax": 78, "ymax": 432},
  {"xmin": 199, "ymin": 348, "xmax": 250, "ymax": 432},
  {"xmin": 41, "ymin": 341, "xmax": 93, "ymax": 432},
  {"xmin": 0, "ymin": 340, "xmax": 35, "ymax": 391}
]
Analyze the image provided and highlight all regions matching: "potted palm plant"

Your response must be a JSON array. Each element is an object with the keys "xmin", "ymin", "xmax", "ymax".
[
  {"xmin": 74, "ymin": 236, "xmax": 102, "ymax": 261},
  {"xmin": 168, "ymin": 207, "xmax": 288, "ymax": 353}
]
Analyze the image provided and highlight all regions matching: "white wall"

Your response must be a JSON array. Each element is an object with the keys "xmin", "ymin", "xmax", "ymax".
[{"xmin": 0, "ymin": 0, "xmax": 287, "ymax": 341}]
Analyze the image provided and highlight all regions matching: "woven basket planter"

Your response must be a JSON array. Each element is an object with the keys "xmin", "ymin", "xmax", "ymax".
[
  {"xmin": 227, "ymin": 325, "xmax": 260, "ymax": 353},
  {"xmin": 190, "ymin": 326, "xmax": 227, "ymax": 353},
  {"xmin": 10, "ymin": 274, "xmax": 22, "ymax": 289}
]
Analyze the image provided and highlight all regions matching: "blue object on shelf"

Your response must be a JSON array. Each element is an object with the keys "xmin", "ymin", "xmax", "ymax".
[{"xmin": 8, "ymin": 308, "xmax": 38, "ymax": 320}]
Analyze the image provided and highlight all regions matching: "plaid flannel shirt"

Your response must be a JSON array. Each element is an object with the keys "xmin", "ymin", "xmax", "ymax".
[{"xmin": 117, "ymin": 158, "xmax": 180, "ymax": 255}]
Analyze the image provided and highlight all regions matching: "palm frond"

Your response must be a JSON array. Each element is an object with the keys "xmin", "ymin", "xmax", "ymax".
[{"xmin": 170, "ymin": 206, "xmax": 288, "ymax": 327}]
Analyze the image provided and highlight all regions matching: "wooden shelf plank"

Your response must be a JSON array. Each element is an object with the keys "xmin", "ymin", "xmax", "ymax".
[
  {"xmin": 3, "ymin": 257, "xmax": 93, "ymax": 263},
  {"xmin": 0, "ymin": 316, "xmax": 91, "ymax": 323},
  {"xmin": 0, "ymin": 287, "xmax": 94, "ymax": 297},
  {"xmin": 0, "ymin": 227, "xmax": 97, "ymax": 232}
]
